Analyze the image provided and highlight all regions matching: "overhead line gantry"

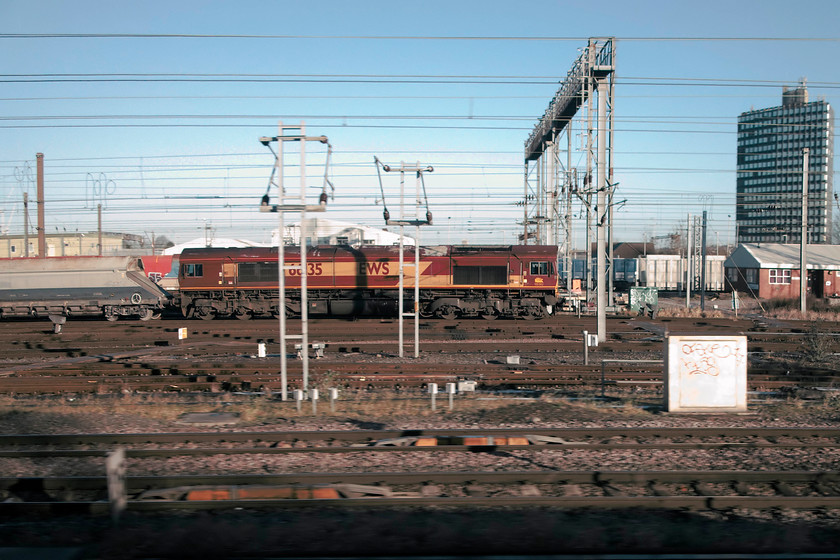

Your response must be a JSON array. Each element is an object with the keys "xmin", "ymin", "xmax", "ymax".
[{"xmin": 524, "ymin": 37, "xmax": 615, "ymax": 343}]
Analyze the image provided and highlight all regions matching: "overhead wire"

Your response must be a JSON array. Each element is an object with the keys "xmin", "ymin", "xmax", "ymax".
[
  {"xmin": 1, "ymin": 36, "xmax": 835, "ymax": 242},
  {"xmin": 1, "ymin": 33, "xmax": 838, "ymax": 41}
]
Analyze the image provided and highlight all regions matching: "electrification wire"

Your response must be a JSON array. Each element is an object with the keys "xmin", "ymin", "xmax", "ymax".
[
  {"xmin": 1, "ymin": 33, "xmax": 838, "ymax": 41},
  {"xmin": 0, "ymin": 113, "xmax": 833, "ymax": 127}
]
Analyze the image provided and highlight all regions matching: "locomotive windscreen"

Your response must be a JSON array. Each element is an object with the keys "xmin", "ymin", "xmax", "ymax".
[
  {"xmin": 453, "ymin": 265, "xmax": 507, "ymax": 285},
  {"xmin": 238, "ymin": 262, "xmax": 279, "ymax": 283}
]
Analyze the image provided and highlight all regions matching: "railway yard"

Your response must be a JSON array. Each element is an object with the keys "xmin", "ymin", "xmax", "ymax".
[{"xmin": 2, "ymin": 309, "xmax": 840, "ymax": 557}]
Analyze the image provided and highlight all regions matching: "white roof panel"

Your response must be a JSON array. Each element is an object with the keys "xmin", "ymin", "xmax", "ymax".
[{"xmin": 724, "ymin": 243, "xmax": 840, "ymax": 270}]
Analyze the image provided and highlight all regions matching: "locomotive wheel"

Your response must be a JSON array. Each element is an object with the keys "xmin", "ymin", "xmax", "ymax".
[
  {"xmin": 105, "ymin": 313, "xmax": 119, "ymax": 322},
  {"xmin": 437, "ymin": 306, "xmax": 459, "ymax": 321},
  {"xmin": 234, "ymin": 309, "xmax": 252, "ymax": 321},
  {"xmin": 271, "ymin": 307, "xmax": 291, "ymax": 319},
  {"xmin": 480, "ymin": 309, "xmax": 498, "ymax": 321},
  {"xmin": 520, "ymin": 307, "xmax": 544, "ymax": 320},
  {"xmin": 196, "ymin": 307, "xmax": 216, "ymax": 321},
  {"xmin": 138, "ymin": 309, "xmax": 154, "ymax": 321}
]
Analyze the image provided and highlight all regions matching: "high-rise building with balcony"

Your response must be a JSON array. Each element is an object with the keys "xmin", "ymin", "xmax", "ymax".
[{"xmin": 736, "ymin": 84, "xmax": 834, "ymax": 244}]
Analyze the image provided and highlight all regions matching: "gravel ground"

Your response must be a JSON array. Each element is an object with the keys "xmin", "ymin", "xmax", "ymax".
[{"xmin": 2, "ymin": 397, "xmax": 840, "ymax": 557}]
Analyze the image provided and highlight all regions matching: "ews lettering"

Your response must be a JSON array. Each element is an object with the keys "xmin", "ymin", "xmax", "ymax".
[{"xmin": 360, "ymin": 262, "xmax": 390, "ymax": 275}]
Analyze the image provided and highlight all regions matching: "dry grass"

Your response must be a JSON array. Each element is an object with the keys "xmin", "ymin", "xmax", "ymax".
[
  {"xmin": 0, "ymin": 390, "xmax": 661, "ymax": 428},
  {"xmin": 3, "ymin": 381, "xmax": 840, "ymax": 428},
  {"xmin": 763, "ymin": 308, "xmax": 840, "ymax": 322},
  {"xmin": 654, "ymin": 306, "xmax": 729, "ymax": 319}
]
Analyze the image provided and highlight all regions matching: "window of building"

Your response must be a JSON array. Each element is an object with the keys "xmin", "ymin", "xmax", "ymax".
[
  {"xmin": 745, "ymin": 269, "xmax": 758, "ymax": 285},
  {"xmin": 769, "ymin": 269, "xmax": 791, "ymax": 285}
]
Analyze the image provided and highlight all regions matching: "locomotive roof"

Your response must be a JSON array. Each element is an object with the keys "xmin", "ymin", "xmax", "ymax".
[{"xmin": 178, "ymin": 244, "xmax": 558, "ymax": 259}]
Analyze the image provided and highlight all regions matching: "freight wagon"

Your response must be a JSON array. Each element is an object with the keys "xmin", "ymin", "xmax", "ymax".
[{"xmin": 0, "ymin": 256, "xmax": 171, "ymax": 321}]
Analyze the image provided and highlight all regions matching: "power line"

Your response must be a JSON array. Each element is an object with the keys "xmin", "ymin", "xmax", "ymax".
[
  {"xmin": 3, "ymin": 75, "xmax": 840, "ymax": 90},
  {"xmin": 1, "ymin": 33, "xmax": 838, "ymax": 41}
]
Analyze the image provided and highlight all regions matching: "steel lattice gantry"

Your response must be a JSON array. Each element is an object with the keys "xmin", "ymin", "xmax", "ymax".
[{"xmin": 524, "ymin": 37, "xmax": 615, "ymax": 342}]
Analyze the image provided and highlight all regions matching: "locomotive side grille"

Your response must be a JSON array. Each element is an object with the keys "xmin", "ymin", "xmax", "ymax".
[
  {"xmin": 453, "ymin": 266, "xmax": 507, "ymax": 285},
  {"xmin": 237, "ymin": 262, "xmax": 279, "ymax": 284}
]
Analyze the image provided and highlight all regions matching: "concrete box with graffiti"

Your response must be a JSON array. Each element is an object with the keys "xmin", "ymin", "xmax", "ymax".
[{"xmin": 664, "ymin": 335, "xmax": 748, "ymax": 413}]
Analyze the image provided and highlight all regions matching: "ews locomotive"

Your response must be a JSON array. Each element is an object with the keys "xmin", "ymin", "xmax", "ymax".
[{"xmin": 177, "ymin": 244, "xmax": 559, "ymax": 320}]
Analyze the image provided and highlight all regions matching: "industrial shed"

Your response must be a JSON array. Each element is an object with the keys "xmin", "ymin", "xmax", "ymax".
[
  {"xmin": 638, "ymin": 254, "xmax": 725, "ymax": 292},
  {"xmin": 724, "ymin": 244, "xmax": 840, "ymax": 300}
]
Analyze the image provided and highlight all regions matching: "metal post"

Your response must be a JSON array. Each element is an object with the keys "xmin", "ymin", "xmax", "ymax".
[
  {"xmin": 399, "ymin": 164, "xmax": 405, "ymax": 357},
  {"xmin": 23, "ymin": 193, "xmax": 29, "ymax": 257},
  {"xmin": 36, "ymin": 153, "xmax": 45, "ymax": 258},
  {"xmin": 277, "ymin": 125, "xmax": 288, "ymax": 401},
  {"xmin": 97, "ymin": 204, "xmax": 102, "ymax": 256},
  {"xmin": 566, "ymin": 130, "xmax": 573, "ymax": 294},
  {"xmin": 583, "ymin": 330, "xmax": 589, "ymax": 366},
  {"xmin": 414, "ymin": 166, "xmax": 422, "ymax": 357},
  {"xmin": 329, "ymin": 387, "xmax": 338, "ymax": 413},
  {"xmin": 429, "ymin": 383, "xmax": 438, "ymax": 411},
  {"xmin": 596, "ymin": 78, "xmax": 608, "ymax": 343},
  {"xmin": 801, "ymin": 148, "xmax": 809, "ymax": 315},
  {"xmin": 260, "ymin": 121, "xmax": 332, "ymax": 400},
  {"xmin": 700, "ymin": 210, "xmax": 707, "ymax": 312},
  {"xmin": 299, "ymin": 127, "xmax": 309, "ymax": 395},
  {"xmin": 686, "ymin": 214, "xmax": 692, "ymax": 308},
  {"xmin": 375, "ymin": 158, "xmax": 432, "ymax": 358},
  {"xmin": 608, "ymin": 190, "xmax": 614, "ymax": 307}
]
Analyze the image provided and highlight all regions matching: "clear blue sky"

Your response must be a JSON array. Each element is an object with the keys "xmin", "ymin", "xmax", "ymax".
[{"xmin": 1, "ymin": 0, "xmax": 838, "ymax": 249}]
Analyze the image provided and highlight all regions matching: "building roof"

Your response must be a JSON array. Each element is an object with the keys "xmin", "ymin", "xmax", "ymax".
[
  {"xmin": 725, "ymin": 243, "xmax": 840, "ymax": 271},
  {"xmin": 273, "ymin": 217, "xmax": 413, "ymax": 246},
  {"xmin": 163, "ymin": 237, "xmax": 267, "ymax": 255}
]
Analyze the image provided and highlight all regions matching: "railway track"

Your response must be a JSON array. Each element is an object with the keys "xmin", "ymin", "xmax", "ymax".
[
  {"xmin": 0, "ymin": 315, "xmax": 838, "ymax": 397},
  {"xmin": 3, "ymin": 469, "xmax": 840, "ymax": 514},
  {"xmin": 0, "ymin": 361, "xmax": 836, "ymax": 394},
  {"xmin": 1, "ymin": 316, "xmax": 838, "ymax": 361},
  {"xmin": 2, "ymin": 427, "xmax": 840, "ymax": 457}
]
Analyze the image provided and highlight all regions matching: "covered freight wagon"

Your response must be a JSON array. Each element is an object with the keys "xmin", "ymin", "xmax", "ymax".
[{"xmin": 0, "ymin": 256, "xmax": 171, "ymax": 320}]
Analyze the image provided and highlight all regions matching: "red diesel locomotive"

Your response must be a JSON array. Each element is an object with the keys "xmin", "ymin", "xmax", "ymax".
[{"xmin": 177, "ymin": 244, "xmax": 559, "ymax": 320}]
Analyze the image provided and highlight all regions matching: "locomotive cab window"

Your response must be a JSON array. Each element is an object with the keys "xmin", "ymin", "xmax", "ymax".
[
  {"xmin": 183, "ymin": 263, "xmax": 204, "ymax": 277},
  {"xmin": 530, "ymin": 261, "xmax": 550, "ymax": 275}
]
